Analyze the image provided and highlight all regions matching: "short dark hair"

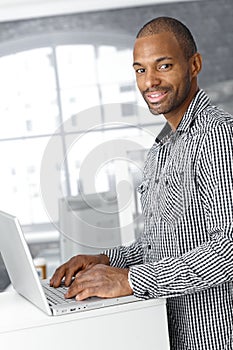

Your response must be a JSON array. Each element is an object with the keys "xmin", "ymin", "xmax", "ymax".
[{"xmin": 136, "ymin": 17, "xmax": 197, "ymax": 60}]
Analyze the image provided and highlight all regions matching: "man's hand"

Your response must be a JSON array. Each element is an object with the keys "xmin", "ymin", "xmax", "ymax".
[
  {"xmin": 65, "ymin": 264, "xmax": 133, "ymax": 300},
  {"xmin": 50, "ymin": 254, "xmax": 110, "ymax": 288}
]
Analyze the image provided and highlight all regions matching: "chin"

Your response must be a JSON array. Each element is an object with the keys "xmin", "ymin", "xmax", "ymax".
[{"xmin": 149, "ymin": 107, "xmax": 163, "ymax": 116}]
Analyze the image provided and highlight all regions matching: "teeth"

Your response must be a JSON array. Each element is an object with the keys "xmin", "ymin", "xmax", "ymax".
[{"xmin": 150, "ymin": 93, "xmax": 162, "ymax": 98}]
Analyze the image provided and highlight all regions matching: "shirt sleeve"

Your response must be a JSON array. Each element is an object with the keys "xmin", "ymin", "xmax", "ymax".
[
  {"xmin": 129, "ymin": 123, "xmax": 233, "ymax": 299},
  {"xmin": 103, "ymin": 237, "xmax": 144, "ymax": 268}
]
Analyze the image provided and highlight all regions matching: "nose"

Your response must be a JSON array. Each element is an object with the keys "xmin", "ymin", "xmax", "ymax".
[{"xmin": 145, "ymin": 69, "xmax": 161, "ymax": 89}]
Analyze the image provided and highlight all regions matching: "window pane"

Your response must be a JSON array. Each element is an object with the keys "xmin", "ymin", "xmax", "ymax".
[
  {"xmin": 0, "ymin": 137, "xmax": 63, "ymax": 225},
  {"xmin": 65, "ymin": 126, "xmax": 152, "ymax": 197},
  {"xmin": 65, "ymin": 132, "xmax": 107, "ymax": 196},
  {"xmin": 0, "ymin": 48, "xmax": 59, "ymax": 138},
  {"xmin": 97, "ymin": 46, "xmax": 135, "ymax": 84},
  {"xmin": 60, "ymin": 86, "xmax": 102, "ymax": 132},
  {"xmin": 56, "ymin": 45, "xmax": 97, "ymax": 88}
]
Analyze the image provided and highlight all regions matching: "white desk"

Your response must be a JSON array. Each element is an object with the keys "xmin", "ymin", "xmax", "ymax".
[{"xmin": 0, "ymin": 290, "xmax": 170, "ymax": 350}]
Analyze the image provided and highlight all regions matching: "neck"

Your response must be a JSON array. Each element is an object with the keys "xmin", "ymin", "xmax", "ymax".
[{"xmin": 164, "ymin": 84, "xmax": 199, "ymax": 131}]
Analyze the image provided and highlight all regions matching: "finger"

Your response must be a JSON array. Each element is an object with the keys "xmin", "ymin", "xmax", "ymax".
[
  {"xmin": 65, "ymin": 271, "xmax": 99, "ymax": 298},
  {"xmin": 50, "ymin": 266, "xmax": 66, "ymax": 287},
  {"xmin": 65, "ymin": 280, "xmax": 89, "ymax": 299},
  {"xmin": 50, "ymin": 266, "xmax": 75, "ymax": 288},
  {"xmin": 76, "ymin": 287, "xmax": 98, "ymax": 301},
  {"xmin": 62, "ymin": 270, "xmax": 76, "ymax": 287}
]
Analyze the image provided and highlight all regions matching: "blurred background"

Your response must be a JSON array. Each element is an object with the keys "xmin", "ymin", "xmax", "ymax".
[{"xmin": 0, "ymin": 0, "xmax": 232, "ymax": 291}]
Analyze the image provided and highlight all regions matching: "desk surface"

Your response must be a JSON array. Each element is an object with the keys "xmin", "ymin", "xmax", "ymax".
[
  {"xmin": 0, "ymin": 290, "xmax": 170, "ymax": 350},
  {"xmin": 0, "ymin": 289, "xmax": 167, "ymax": 333}
]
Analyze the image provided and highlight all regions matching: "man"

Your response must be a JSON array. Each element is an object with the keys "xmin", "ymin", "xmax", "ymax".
[{"xmin": 50, "ymin": 17, "xmax": 233, "ymax": 349}]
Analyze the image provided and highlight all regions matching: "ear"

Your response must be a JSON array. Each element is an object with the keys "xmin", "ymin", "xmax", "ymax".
[{"xmin": 190, "ymin": 52, "xmax": 202, "ymax": 78}]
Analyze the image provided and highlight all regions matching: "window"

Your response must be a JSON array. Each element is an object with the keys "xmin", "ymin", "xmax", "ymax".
[{"xmin": 0, "ymin": 39, "xmax": 164, "ymax": 235}]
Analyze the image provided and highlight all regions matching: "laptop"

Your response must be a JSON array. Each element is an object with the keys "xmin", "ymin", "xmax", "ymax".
[{"xmin": 0, "ymin": 210, "xmax": 140, "ymax": 316}]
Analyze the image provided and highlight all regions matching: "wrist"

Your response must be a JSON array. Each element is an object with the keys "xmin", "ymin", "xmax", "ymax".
[
  {"xmin": 127, "ymin": 269, "xmax": 134, "ymax": 292},
  {"xmin": 98, "ymin": 254, "xmax": 110, "ymax": 265}
]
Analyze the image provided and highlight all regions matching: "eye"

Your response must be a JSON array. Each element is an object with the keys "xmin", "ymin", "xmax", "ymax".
[
  {"xmin": 135, "ymin": 68, "xmax": 145, "ymax": 74},
  {"xmin": 158, "ymin": 63, "xmax": 172, "ymax": 71}
]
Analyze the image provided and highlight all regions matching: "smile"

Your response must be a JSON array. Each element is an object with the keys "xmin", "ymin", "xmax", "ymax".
[{"xmin": 145, "ymin": 91, "xmax": 167, "ymax": 103}]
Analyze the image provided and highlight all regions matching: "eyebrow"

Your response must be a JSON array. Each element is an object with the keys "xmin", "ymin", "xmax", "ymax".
[{"xmin": 133, "ymin": 56, "xmax": 173, "ymax": 67}]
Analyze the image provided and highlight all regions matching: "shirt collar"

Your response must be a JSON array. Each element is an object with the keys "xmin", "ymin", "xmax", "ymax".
[
  {"xmin": 155, "ymin": 89, "xmax": 211, "ymax": 145},
  {"xmin": 155, "ymin": 122, "xmax": 173, "ymax": 144},
  {"xmin": 176, "ymin": 89, "xmax": 211, "ymax": 133}
]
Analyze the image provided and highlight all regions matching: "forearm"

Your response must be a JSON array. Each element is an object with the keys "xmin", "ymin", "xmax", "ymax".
[{"xmin": 129, "ymin": 228, "xmax": 233, "ymax": 299}]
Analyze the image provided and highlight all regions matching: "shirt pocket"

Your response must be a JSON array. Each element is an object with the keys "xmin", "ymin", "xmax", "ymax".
[
  {"xmin": 137, "ymin": 178, "xmax": 151, "ymax": 215},
  {"xmin": 157, "ymin": 169, "xmax": 188, "ymax": 225}
]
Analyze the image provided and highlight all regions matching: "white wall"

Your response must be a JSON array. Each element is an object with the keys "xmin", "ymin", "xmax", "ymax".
[{"xmin": 0, "ymin": 0, "xmax": 201, "ymax": 22}]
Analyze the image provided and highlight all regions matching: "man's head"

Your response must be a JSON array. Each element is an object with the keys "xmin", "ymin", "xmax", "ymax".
[
  {"xmin": 133, "ymin": 17, "xmax": 202, "ymax": 129},
  {"xmin": 136, "ymin": 17, "xmax": 197, "ymax": 61}
]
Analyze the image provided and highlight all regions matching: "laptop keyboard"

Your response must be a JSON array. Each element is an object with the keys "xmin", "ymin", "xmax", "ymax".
[{"xmin": 42, "ymin": 282, "xmax": 76, "ymax": 306}]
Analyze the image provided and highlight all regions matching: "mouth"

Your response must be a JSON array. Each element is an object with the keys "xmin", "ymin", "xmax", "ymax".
[{"xmin": 145, "ymin": 90, "xmax": 167, "ymax": 104}]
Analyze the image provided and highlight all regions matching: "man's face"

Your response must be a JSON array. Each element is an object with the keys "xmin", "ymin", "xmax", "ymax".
[{"xmin": 133, "ymin": 32, "xmax": 194, "ymax": 120}]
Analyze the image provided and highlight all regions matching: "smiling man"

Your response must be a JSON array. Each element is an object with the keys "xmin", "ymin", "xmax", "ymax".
[
  {"xmin": 50, "ymin": 17, "xmax": 233, "ymax": 349},
  {"xmin": 133, "ymin": 19, "xmax": 201, "ymax": 129}
]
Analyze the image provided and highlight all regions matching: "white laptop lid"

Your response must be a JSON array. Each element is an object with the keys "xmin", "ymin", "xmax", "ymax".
[{"xmin": 0, "ymin": 210, "xmax": 52, "ymax": 315}]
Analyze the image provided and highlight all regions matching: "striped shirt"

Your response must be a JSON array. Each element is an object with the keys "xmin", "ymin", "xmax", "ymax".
[{"xmin": 104, "ymin": 90, "xmax": 233, "ymax": 349}]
